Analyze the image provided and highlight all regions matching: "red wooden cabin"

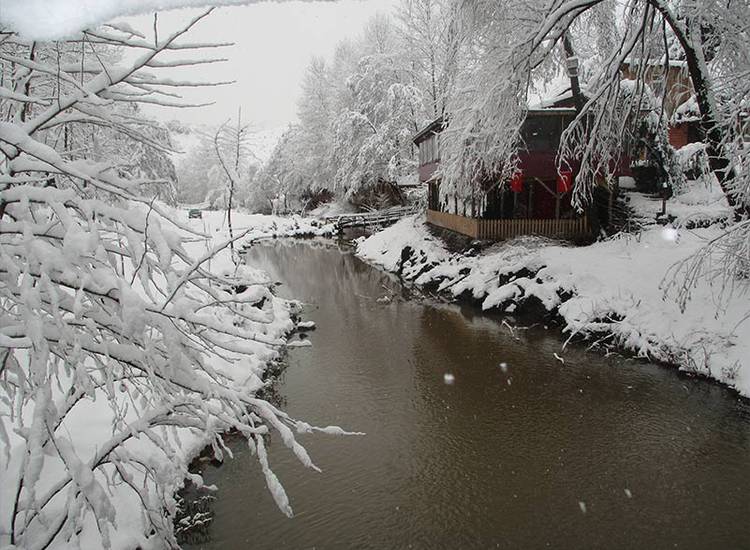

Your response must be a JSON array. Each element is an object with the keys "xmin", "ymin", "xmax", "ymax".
[{"xmin": 415, "ymin": 109, "xmax": 604, "ymax": 241}]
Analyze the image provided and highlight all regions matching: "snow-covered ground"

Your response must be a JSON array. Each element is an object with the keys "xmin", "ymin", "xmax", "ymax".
[
  {"xmin": 357, "ymin": 214, "xmax": 750, "ymax": 397},
  {"xmin": 182, "ymin": 208, "xmax": 335, "ymax": 244},
  {"xmin": 623, "ymin": 179, "xmax": 732, "ymax": 228}
]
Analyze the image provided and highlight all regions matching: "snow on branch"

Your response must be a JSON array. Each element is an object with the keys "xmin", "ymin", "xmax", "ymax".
[
  {"xmin": 0, "ymin": 10, "xmax": 351, "ymax": 549},
  {"xmin": 2, "ymin": 0, "xmax": 335, "ymax": 40},
  {"xmin": 442, "ymin": 0, "xmax": 750, "ymax": 312}
]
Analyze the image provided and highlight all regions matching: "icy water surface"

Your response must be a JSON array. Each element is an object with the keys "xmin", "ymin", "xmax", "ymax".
[{"xmin": 185, "ymin": 239, "xmax": 750, "ymax": 549}]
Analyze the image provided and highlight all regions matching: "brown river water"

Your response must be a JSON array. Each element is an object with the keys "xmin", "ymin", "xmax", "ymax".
[{"xmin": 184, "ymin": 239, "xmax": 750, "ymax": 550}]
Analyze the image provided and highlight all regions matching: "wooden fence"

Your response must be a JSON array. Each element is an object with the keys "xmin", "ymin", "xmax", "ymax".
[
  {"xmin": 427, "ymin": 209, "xmax": 589, "ymax": 241},
  {"xmin": 426, "ymin": 210, "xmax": 479, "ymax": 237}
]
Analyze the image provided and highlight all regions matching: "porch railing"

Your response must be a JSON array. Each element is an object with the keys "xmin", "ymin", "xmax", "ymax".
[{"xmin": 426, "ymin": 209, "xmax": 589, "ymax": 241}]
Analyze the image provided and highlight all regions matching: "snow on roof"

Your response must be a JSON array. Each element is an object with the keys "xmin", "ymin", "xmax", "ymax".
[
  {"xmin": 528, "ymin": 86, "xmax": 592, "ymax": 110},
  {"xmin": 2, "ymin": 0, "xmax": 330, "ymax": 40},
  {"xmin": 526, "ymin": 73, "xmax": 589, "ymax": 110},
  {"xmin": 672, "ymin": 95, "xmax": 701, "ymax": 124},
  {"xmin": 530, "ymin": 87, "xmax": 573, "ymax": 109},
  {"xmin": 622, "ymin": 57, "xmax": 688, "ymax": 69},
  {"xmin": 397, "ymin": 172, "xmax": 421, "ymax": 188},
  {"xmin": 413, "ymin": 116, "xmax": 446, "ymax": 144}
]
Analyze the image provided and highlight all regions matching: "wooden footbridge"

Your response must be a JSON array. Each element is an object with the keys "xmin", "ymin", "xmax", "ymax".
[{"xmin": 324, "ymin": 205, "xmax": 420, "ymax": 233}]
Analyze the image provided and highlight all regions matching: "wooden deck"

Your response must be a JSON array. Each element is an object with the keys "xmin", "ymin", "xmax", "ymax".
[{"xmin": 427, "ymin": 209, "xmax": 589, "ymax": 241}]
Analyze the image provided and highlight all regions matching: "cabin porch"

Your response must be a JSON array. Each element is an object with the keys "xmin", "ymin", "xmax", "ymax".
[
  {"xmin": 426, "ymin": 209, "xmax": 589, "ymax": 241},
  {"xmin": 415, "ymin": 109, "xmax": 596, "ymax": 242},
  {"xmin": 426, "ymin": 175, "xmax": 591, "ymax": 241}
]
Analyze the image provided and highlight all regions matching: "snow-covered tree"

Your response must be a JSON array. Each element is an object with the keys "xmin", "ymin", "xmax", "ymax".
[
  {"xmin": 0, "ymin": 12, "xmax": 347, "ymax": 548},
  {"xmin": 265, "ymin": 11, "xmax": 431, "ymax": 207},
  {"xmin": 444, "ymin": 0, "xmax": 750, "ymax": 214},
  {"xmin": 175, "ymin": 120, "xmax": 259, "ymax": 207},
  {"xmin": 213, "ymin": 110, "xmax": 255, "ymax": 261},
  {"xmin": 396, "ymin": 0, "xmax": 465, "ymax": 119},
  {"xmin": 176, "ymin": 133, "xmax": 217, "ymax": 204},
  {"xmin": 294, "ymin": 56, "xmax": 339, "ymax": 192},
  {"xmin": 442, "ymin": 0, "xmax": 750, "ymax": 309},
  {"xmin": 251, "ymin": 125, "xmax": 312, "ymax": 213},
  {"xmin": 331, "ymin": 16, "xmax": 426, "ymax": 197}
]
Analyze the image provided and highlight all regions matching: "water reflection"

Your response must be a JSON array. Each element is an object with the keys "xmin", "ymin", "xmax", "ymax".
[{"xmin": 184, "ymin": 239, "xmax": 750, "ymax": 550}]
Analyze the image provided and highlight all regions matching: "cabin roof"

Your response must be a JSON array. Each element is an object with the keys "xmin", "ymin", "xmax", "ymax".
[
  {"xmin": 413, "ymin": 116, "xmax": 446, "ymax": 144},
  {"xmin": 622, "ymin": 57, "xmax": 688, "ymax": 69},
  {"xmin": 412, "ymin": 107, "xmax": 577, "ymax": 146},
  {"xmin": 529, "ymin": 84, "xmax": 591, "ymax": 110}
]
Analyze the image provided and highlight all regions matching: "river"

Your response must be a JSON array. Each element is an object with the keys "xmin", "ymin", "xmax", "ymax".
[{"xmin": 184, "ymin": 239, "xmax": 750, "ymax": 549}]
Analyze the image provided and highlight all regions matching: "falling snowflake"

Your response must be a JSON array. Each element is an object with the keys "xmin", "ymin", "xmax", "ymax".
[
  {"xmin": 662, "ymin": 227, "xmax": 679, "ymax": 242},
  {"xmin": 444, "ymin": 373, "xmax": 455, "ymax": 385},
  {"xmin": 499, "ymin": 362, "xmax": 509, "ymax": 373}
]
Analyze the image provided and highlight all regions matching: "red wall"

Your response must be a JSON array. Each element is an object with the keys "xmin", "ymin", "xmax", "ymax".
[
  {"xmin": 669, "ymin": 124, "xmax": 689, "ymax": 149},
  {"xmin": 517, "ymin": 151, "xmax": 566, "ymax": 179},
  {"xmin": 419, "ymin": 161, "xmax": 440, "ymax": 183}
]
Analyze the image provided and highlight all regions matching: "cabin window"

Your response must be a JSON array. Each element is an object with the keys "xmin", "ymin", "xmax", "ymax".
[{"xmin": 522, "ymin": 116, "xmax": 564, "ymax": 152}]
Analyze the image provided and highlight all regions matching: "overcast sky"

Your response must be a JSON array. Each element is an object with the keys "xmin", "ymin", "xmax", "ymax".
[{"xmin": 124, "ymin": 0, "xmax": 398, "ymax": 131}]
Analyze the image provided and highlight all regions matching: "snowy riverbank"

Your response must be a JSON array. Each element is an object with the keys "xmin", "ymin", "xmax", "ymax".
[
  {"xmin": 11, "ymin": 201, "xmax": 743, "ymax": 548},
  {"xmin": 0, "ymin": 208, "xmax": 318, "ymax": 549},
  {"xmin": 356, "ymin": 214, "xmax": 750, "ymax": 398}
]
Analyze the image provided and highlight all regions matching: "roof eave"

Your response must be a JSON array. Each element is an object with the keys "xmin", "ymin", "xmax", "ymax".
[{"xmin": 412, "ymin": 116, "xmax": 445, "ymax": 144}]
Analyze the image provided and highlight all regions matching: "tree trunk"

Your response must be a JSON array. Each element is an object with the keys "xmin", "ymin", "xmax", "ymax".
[
  {"xmin": 651, "ymin": 1, "xmax": 746, "ymax": 219},
  {"xmin": 562, "ymin": 34, "xmax": 585, "ymax": 113}
]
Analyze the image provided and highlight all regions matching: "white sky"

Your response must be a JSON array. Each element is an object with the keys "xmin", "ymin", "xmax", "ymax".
[{"xmin": 123, "ymin": 0, "xmax": 399, "ymax": 130}]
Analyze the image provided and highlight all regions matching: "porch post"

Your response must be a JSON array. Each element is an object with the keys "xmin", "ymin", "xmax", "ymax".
[{"xmin": 528, "ymin": 180, "xmax": 534, "ymax": 219}]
